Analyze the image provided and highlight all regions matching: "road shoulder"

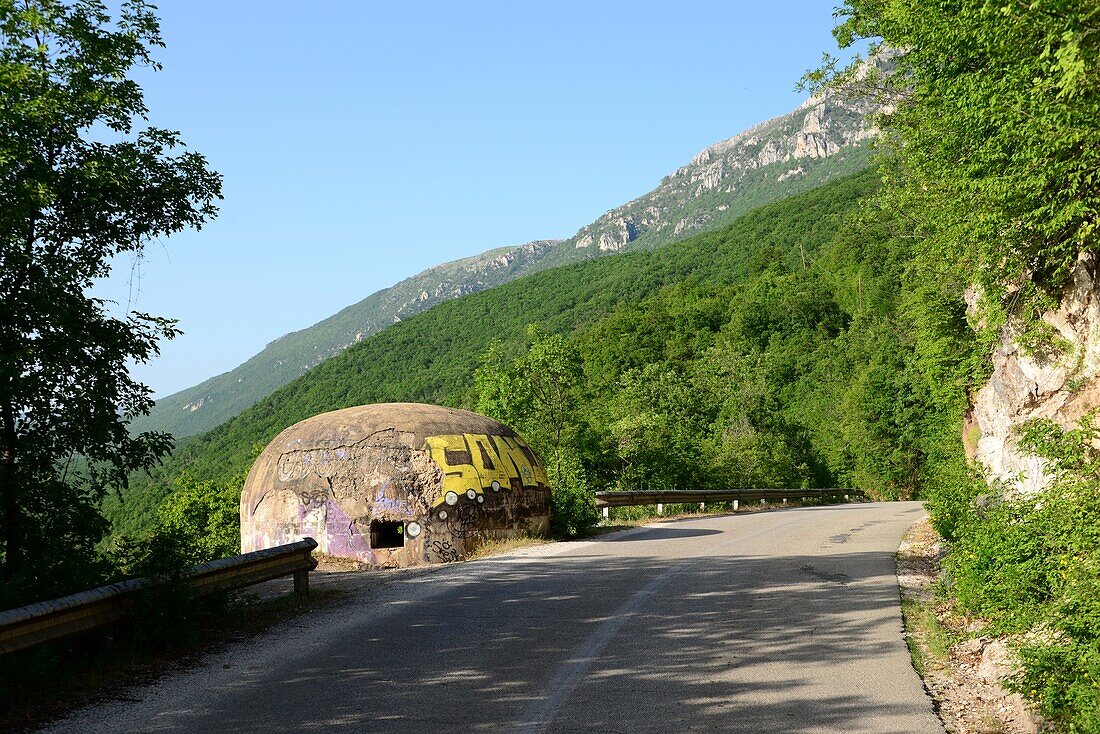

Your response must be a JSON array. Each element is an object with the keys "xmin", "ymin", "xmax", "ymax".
[{"xmin": 896, "ymin": 518, "xmax": 1046, "ymax": 734}]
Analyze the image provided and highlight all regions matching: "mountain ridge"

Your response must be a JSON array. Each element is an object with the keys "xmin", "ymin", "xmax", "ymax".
[
  {"xmin": 130, "ymin": 240, "xmax": 563, "ymax": 436},
  {"xmin": 551, "ymin": 87, "xmax": 875, "ymax": 262},
  {"xmin": 135, "ymin": 82, "xmax": 876, "ymax": 439}
]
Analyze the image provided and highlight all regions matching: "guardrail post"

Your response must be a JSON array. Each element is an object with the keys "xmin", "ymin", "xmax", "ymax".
[
  {"xmin": 294, "ymin": 569, "xmax": 310, "ymax": 596},
  {"xmin": 656, "ymin": 503, "xmax": 663, "ymax": 515},
  {"xmin": 0, "ymin": 538, "xmax": 320, "ymax": 657}
]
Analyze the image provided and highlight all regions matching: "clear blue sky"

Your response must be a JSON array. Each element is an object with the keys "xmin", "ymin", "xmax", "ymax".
[{"xmin": 99, "ymin": 1, "xmax": 856, "ymax": 398}]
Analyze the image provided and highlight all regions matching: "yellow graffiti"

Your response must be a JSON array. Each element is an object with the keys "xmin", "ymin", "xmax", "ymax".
[{"xmin": 423, "ymin": 433, "xmax": 548, "ymax": 506}]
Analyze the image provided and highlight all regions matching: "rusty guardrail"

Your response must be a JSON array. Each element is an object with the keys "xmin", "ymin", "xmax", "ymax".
[
  {"xmin": 0, "ymin": 537, "xmax": 318, "ymax": 656},
  {"xmin": 594, "ymin": 488, "xmax": 863, "ymax": 516}
]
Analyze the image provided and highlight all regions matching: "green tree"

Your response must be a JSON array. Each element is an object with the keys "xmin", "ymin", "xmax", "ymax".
[
  {"xmin": 607, "ymin": 364, "xmax": 706, "ymax": 491},
  {"xmin": 475, "ymin": 326, "xmax": 597, "ymax": 535},
  {"xmin": 810, "ymin": 0, "xmax": 1100, "ymax": 335},
  {"xmin": 0, "ymin": 0, "xmax": 221, "ymax": 601},
  {"xmin": 696, "ymin": 345, "xmax": 817, "ymax": 490},
  {"xmin": 155, "ymin": 472, "xmax": 243, "ymax": 566},
  {"xmin": 474, "ymin": 325, "xmax": 583, "ymax": 477}
]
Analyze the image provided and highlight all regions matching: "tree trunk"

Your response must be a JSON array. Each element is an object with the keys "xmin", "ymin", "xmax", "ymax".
[{"xmin": 1, "ymin": 397, "xmax": 19, "ymax": 580}]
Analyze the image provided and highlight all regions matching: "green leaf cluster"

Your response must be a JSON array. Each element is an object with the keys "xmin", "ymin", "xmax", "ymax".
[
  {"xmin": 0, "ymin": 0, "xmax": 221, "ymax": 606},
  {"xmin": 822, "ymin": 0, "xmax": 1100, "ymax": 336},
  {"xmin": 817, "ymin": 3, "xmax": 1100, "ymax": 728}
]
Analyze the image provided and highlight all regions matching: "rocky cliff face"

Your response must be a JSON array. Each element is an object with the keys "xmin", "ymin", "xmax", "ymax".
[
  {"xmin": 971, "ymin": 253, "xmax": 1100, "ymax": 494},
  {"xmin": 562, "ymin": 87, "xmax": 877, "ymax": 257}
]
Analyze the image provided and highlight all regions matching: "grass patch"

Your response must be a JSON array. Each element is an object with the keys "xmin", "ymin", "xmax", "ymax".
[{"xmin": 901, "ymin": 595, "xmax": 953, "ymax": 678}]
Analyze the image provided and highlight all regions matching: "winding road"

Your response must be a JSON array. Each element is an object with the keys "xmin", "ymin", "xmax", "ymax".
[{"xmin": 45, "ymin": 502, "xmax": 942, "ymax": 733}]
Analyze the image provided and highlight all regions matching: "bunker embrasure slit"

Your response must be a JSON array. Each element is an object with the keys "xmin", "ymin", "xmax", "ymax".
[{"xmin": 370, "ymin": 520, "xmax": 405, "ymax": 549}]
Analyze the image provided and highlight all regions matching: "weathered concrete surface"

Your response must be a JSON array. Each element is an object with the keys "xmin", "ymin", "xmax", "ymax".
[
  {"xmin": 45, "ymin": 502, "xmax": 941, "ymax": 734},
  {"xmin": 241, "ymin": 403, "xmax": 549, "ymax": 566}
]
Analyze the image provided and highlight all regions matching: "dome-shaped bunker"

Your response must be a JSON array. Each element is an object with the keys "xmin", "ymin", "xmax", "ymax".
[{"xmin": 241, "ymin": 403, "xmax": 550, "ymax": 566}]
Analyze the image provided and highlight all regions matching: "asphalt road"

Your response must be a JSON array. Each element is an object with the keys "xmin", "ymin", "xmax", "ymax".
[{"xmin": 44, "ymin": 502, "xmax": 942, "ymax": 733}]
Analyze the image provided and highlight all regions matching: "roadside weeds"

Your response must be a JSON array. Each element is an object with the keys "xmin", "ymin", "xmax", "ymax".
[{"xmin": 897, "ymin": 518, "xmax": 1049, "ymax": 734}]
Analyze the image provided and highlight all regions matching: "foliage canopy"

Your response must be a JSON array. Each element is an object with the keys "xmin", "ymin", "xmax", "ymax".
[
  {"xmin": 0, "ymin": 0, "xmax": 221, "ymax": 604},
  {"xmin": 813, "ymin": 0, "xmax": 1100, "ymax": 334},
  {"xmin": 814, "ymin": 2, "xmax": 1100, "ymax": 729}
]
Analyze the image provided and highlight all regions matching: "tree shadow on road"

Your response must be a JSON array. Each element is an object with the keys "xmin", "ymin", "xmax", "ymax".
[
  {"xmin": 601, "ymin": 526, "xmax": 723, "ymax": 542},
  {"xmin": 147, "ymin": 533, "xmax": 938, "ymax": 734}
]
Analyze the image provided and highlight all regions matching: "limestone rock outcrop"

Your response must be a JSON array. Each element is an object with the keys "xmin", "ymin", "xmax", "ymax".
[
  {"xmin": 971, "ymin": 253, "xmax": 1100, "ymax": 494},
  {"xmin": 569, "ymin": 60, "xmax": 886, "ymax": 255}
]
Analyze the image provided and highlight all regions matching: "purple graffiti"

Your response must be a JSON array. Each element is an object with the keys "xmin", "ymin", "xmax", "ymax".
[{"xmin": 372, "ymin": 481, "xmax": 414, "ymax": 516}]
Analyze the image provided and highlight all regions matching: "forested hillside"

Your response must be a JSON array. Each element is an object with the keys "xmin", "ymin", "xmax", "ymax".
[
  {"xmin": 136, "ymin": 78, "xmax": 875, "ymax": 441},
  {"xmin": 110, "ymin": 168, "xmax": 973, "ymax": 543},
  {"xmin": 129, "ymin": 240, "xmax": 563, "ymax": 438}
]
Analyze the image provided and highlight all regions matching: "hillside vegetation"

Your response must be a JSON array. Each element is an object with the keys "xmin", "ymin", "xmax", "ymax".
[
  {"xmin": 136, "ymin": 83, "xmax": 874, "ymax": 440},
  {"xmin": 129, "ymin": 240, "xmax": 562, "ymax": 438},
  {"xmin": 816, "ymin": 2, "xmax": 1100, "ymax": 731},
  {"xmin": 111, "ymin": 168, "xmax": 971, "ymax": 540}
]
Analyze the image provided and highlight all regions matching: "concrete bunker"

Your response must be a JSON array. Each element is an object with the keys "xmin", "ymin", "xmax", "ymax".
[{"xmin": 240, "ymin": 403, "xmax": 550, "ymax": 566}]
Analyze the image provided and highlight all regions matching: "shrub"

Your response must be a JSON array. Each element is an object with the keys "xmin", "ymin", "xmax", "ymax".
[
  {"xmin": 155, "ymin": 472, "xmax": 243, "ymax": 565},
  {"xmin": 548, "ymin": 450, "xmax": 598, "ymax": 537},
  {"xmin": 945, "ymin": 417, "xmax": 1100, "ymax": 731}
]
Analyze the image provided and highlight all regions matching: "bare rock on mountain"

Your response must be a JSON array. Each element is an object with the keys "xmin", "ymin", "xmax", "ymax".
[{"xmin": 569, "ymin": 79, "xmax": 877, "ymax": 255}]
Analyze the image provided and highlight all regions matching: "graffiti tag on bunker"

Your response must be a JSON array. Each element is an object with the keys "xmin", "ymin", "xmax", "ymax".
[{"xmin": 241, "ymin": 405, "xmax": 551, "ymax": 567}]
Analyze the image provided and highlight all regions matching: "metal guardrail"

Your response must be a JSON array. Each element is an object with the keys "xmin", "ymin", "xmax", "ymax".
[
  {"xmin": 594, "ymin": 488, "xmax": 862, "ymax": 515},
  {"xmin": 0, "ymin": 537, "xmax": 318, "ymax": 656}
]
